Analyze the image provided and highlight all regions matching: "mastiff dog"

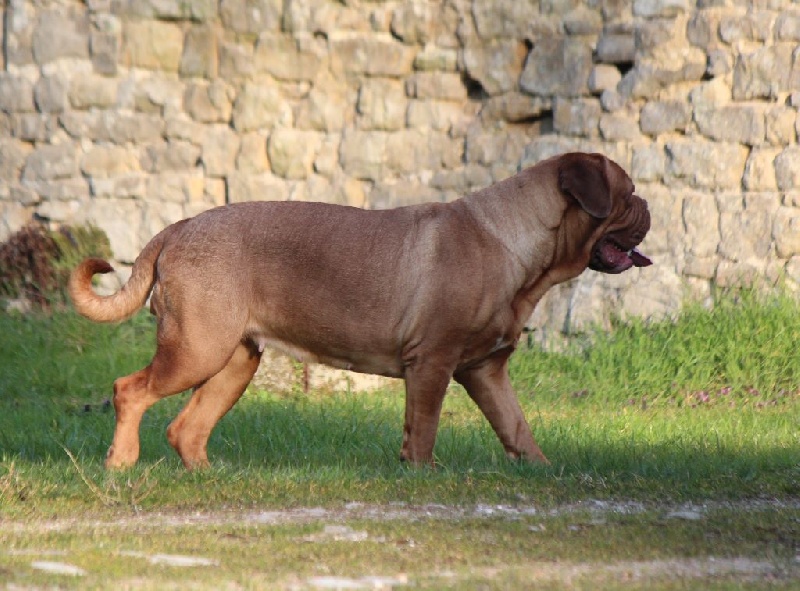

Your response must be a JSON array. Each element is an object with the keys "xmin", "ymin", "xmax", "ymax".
[{"xmin": 70, "ymin": 152, "xmax": 652, "ymax": 469}]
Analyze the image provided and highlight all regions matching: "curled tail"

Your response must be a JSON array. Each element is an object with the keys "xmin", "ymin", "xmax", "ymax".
[{"xmin": 68, "ymin": 225, "xmax": 175, "ymax": 323}]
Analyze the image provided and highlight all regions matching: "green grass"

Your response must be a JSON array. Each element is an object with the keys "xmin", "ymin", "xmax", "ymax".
[
  {"xmin": 0, "ymin": 288, "xmax": 797, "ymax": 513},
  {"xmin": 0, "ymin": 288, "xmax": 797, "ymax": 588}
]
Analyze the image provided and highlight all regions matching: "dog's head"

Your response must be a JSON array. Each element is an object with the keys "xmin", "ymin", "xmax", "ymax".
[{"xmin": 557, "ymin": 152, "xmax": 652, "ymax": 274}]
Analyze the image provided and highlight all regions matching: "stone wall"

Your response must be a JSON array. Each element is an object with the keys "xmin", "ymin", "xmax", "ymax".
[{"xmin": 2, "ymin": 0, "xmax": 800, "ymax": 349}]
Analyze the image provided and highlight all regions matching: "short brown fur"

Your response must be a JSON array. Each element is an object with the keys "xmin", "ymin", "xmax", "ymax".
[{"xmin": 69, "ymin": 152, "xmax": 651, "ymax": 469}]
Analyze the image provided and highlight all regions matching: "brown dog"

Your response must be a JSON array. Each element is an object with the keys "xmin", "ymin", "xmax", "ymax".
[{"xmin": 69, "ymin": 152, "xmax": 651, "ymax": 469}]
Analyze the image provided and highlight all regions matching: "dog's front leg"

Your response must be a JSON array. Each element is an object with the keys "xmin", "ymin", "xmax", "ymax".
[
  {"xmin": 399, "ymin": 357, "xmax": 455, "ymax": 465},
  {"xmin": 454, "ymin": 357, "xmax": 549, "ymax": 464}
]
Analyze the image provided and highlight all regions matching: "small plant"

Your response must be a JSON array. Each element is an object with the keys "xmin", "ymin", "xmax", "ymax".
[{"xmin": 0, "ymin": 222, "xmax": 111, "ymax": 310}]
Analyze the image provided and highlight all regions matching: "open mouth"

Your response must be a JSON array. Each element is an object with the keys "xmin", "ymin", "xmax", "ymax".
[{"xmin": 590, "ymin": 237, "xmax": 652, "ymax": 274}]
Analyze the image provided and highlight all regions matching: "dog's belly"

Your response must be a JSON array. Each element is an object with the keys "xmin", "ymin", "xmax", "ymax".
[{"xmin": 252, "ymin": 334, "xmax": 404, "ymax": 378}]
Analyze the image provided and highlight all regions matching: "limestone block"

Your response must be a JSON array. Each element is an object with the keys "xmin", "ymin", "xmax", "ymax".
[
  {"xmin": 111, "ymin": 114, "xmax": 165, "ymax": 144},
  {"xmin": 405, "ymin": 72, "xmax": 467, "ymax": 101},
  {"xmin": 775, "ymin": 146, "xmax": 800, "ymax": 190},
  {"xmin": 465, "ymin": 128, "xmax": 529, "ymax": 169},
  {"xmin": 123, "ymin": 20, "xmax": 184, "ymax": 71},
  {"xmin": 116, "ymin": 0, "xmax": 218, "ymax": 21},
  {"xmin": 688, "ymin": 76, "xmax": 732, "ymax": 111},
  {"xmin": 717, "ymin": 192, "xmax": 778, "ymax": 262},
  {"xmin": 140, "ymin": 200, "xmax": 184, "ymax": 247},
  {"xmin": 232, "ymin": 82, "xmax": 291, "ymax": 132},
  {"xmin": 0, "ymin": 139, "xmax": 32, "ymax": 181},
  {"xmin": 631, "ymin": 144, "xmax": 665, "ymax": 182},
  {"xmin": 715, "ymin": 258, "xmax": 766, "ymax": 288},
  {"xmin": 620, "ymin": 268, "xmax": 684, "ymax": 322},
  {"xmin": 184, "ymin": 80, "xmax": 235, "ymax": 124},
  {"xmin": 237, "ymin": 133, "xmax": 269, "ymax": 174},
  {"xmin": 520, "ymin": 136, "xmax": 588, "ymax": 168},
  {"xmin": 562, "ymin": 6, "xmax": 603, "ymax": 35},
  {"xmin": 35, "ymin": 199, "xmax": 83, "ymax": 223},
  {"xmin": 180, "ymin": 25, "xmax": 218, "ymax": 79},
  {"xmin": 633, "ymin": 0, "xmax": 691, "ymax": 18},
  {"xmin": 34, "ymin": 75, "xmax": 66, "ymax": 113},
  {"xmin": 282, "ymin": 0, "xmax": 363, "ymax": 36},
  {"xmin": 665, "ymin": 140, "xmax": 748, "ymax": 189},
  {"xmin": 719, "ymin": 10, "xmax": 774, "ymax": 44},
  {"xmin": 732, "ymin": 44, "xmax": 795, "ymax": 100},
  {"xmin": 145, "ymin": 173, "xmax": 204, "ymax": 204},
  {"xmin": 600, "ymin": 114, "xmax": 641, "ymax": 141},
  {"xmin": 81, "ymin": 198, "xmax": 143, "ymax": 263},
  {"xmin": 480, "ymin": 93, "xmax": 551, "ymax": 124},
  {"xmin": 9, "ymin": 114, "xmax": 55, "ymax": 142},
  {"xmin": 390, "ymin": 1, "xmax": 434, "ymax": 44},
  {"xmin": 91, "ymin": 30, "xmax": 119, "ymax": 76},
  {"xmin": 694, "ymin": 105, "xmax": 765, "ymax": 146},
  {"xmin": 0, "ymin": 202, "xmax": 34, "ymax": 243},
  {"xmin": 68, "ymin": 75, "xmax": 118, "ymax": 109},
  {"xmin": 202, "ymin": 125, "xmax": 240, "ymax": 177},
  {"xmin": 707, "ymin": 49, "xmax": 734, "ymax": 77},
  {"xmin": 773, "ymin": 206, "xmax": 800, "ymax": 258},
  {"xmin": 22, "ymin": 144, "xmax": 78, "ymax": 182},
  {"xmin": 686, "ymin": 10, "xmax": 718, "ymax": 50},
  {"xmin": 339, "ymin": 130, "xmax": 386, "ymax": 180},
  {"xmin": 220, "ymin": 0, "xmax": 282, "ymax": 34},
  {"xmin": 775, "ymin": 10, "xmax": 800, "ymax": 41},
  {"xmin": 141, "ymin": 141, "xmax": 201, "ymax": 173},
  {"xmin": 90, "ymin": 175, "xmax": 149, "ymax": 199},
  {"xmin": 32, "ymin": 9, "xmax": 89, "ymax": 65},
  {"xmin": 684, "ymin": 255, "xmax": 717, "ymax": 280},
  {"xmin": 765, "ymin": 106, "xmax": 797, "ymax": 145},
  {"xmin": 219, "ymin": 41, "xmax": 255, "ymax": 79},
  {"xmin": 81, "ymin": 145, "xmax": 141, "ymax": 178},
  {"xmin": 0, "ymin": 74, "xmax": 35, "ymax": 112},
  {"xmin": 406, "ymin": 100, "xmax": 465, "ymax": 132},
  {"xmin": 227, "ymin": 173, "xmax": 290, "ymax": 203},
  {"xmin": 596, "ymin": 34, "xmax": 635, "ymax": 64},
  {"xmin": 553, "ymin": 98, "xmax": 601, "ymax": 138},
  {"xmin": 130, "ymin": 75, "xmax": 184, "ymax": 115},
  {"xmin": 413, "ymin": 46, "xmax": 458, "ymax": 72},
  {"xmin": 330, "ymin": 34, "xmax": 415, "ymax": 77},
  {"xmin": 430, "ymin": 165, "xmax": 492, "ymax": 194},
  {"xmin": 462, "ymin": 39, "xmax": 527, "ymax": 96},
  {"xmin": 298, "ymin": 71, "xmax": 350, "ymax": 133},
  {"xmin": 743, "ymin": 148, "xmax": 780, "ymax": 191},
  {"xmin": 635, "ymin": 183, "xmax": 683, "ymax": 258},
  {"xmin": 3, "ymin": 1, "xmax": 34, "ymax": 68},
  {"xmin": 588, "ymin": 65, "xmax": 622, "ymax": 94},
  {"xmin": 357, "ymin": 79, "xmax": 406, "ymax": 131},
  {"xmin": 640, "ymin": 100, "xmax": 692, "ymax": 135},
  {"xmin": 268, "ymin": 128, "xmax": 322, "ymax": 180},
  {"xmin": 520, "ymin": 37, "xmax": 593, "ymax": 97},
  {"xmin": 682, "ymin": 191, "xmax": 720, "ymax": 258},
  {"xmin": 313, "ymin": 137, "xmax": 340, "ymax": 177},
  {"xmin": 785, "ymin": 256, "xmax": 800, "ymax": 286},
  {"xmin": 471, "ymin": 0, "xmax": 539, "ymax": 40},
  {"xmin": 254, "ymin": 33, "xmax": 322, "ymax": 82},
  {"xmin": 369, "ymin": 180, "xmax": 441, "ymax": 210}
]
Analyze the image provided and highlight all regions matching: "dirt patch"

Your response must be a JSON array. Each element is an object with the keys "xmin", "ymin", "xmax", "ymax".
[{"xmin": 5, "ymin": 497, "xmax": 799, "ymax": 534}]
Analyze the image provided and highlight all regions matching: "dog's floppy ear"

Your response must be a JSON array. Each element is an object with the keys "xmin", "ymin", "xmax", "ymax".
[{"xmin": 557, "ymin": 153, "xmax": 612, "ymax": 219}]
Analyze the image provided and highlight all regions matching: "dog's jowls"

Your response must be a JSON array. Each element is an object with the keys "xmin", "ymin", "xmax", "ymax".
[{"xmin": 69, "ymin": 152, "xmax": 651, "ymax": 469}]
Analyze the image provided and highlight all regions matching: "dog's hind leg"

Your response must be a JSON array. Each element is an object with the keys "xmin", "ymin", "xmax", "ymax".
[
  {"xmin": 454, "ymin": 357, "xmax": 549, "ymax": 464},
  {"xmin": 105, "ymin": 316, "xmax": 242, "ymax": 469},
  {"xmin": 166, "ymin": 342, "xmax": 262, "ymax": 469}
]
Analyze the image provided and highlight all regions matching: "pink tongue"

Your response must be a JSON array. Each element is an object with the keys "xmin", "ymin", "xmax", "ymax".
[{"xmin": 630, "ymin": 248, "xmax": 652, "ymax": 267}]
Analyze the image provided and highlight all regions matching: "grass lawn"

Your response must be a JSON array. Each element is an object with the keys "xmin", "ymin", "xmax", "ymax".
[{"xmin": 0, "ymin": 288, "xmax": 797, "ymax": 588}]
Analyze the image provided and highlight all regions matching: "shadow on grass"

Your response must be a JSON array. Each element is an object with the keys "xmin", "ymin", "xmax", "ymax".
[{"xmin": 3, "ymin": 386, "xmax": 795, "ymax": 506}]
